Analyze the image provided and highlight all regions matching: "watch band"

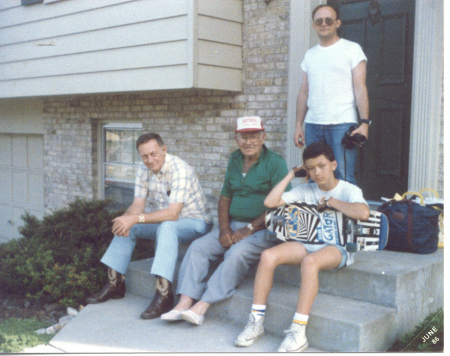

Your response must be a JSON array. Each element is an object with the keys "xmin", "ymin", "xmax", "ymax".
[
  {"xmin": 360, "ymin": 119, "xmax": 371, "ymax": 125},
  {"xmin": 247, "ymin": 223, "xmax": 254, "ymax": 231},
  {"xmin": 138, "ymin": 213, "xmax": 145, "ymax": 223}
]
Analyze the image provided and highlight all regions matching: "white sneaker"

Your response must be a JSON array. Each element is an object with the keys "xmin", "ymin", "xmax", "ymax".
[
  {"xmin": 235, "ymin": 314, "xmax": 265, "ymax": 347},
  {"xmin": 277, "ymin": 323, "xmax": 309, "ymax": 352}
]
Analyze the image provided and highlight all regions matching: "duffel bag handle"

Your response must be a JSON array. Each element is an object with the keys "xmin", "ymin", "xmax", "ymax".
[
  {"xmin": 402, "ymin": 191, "xmax": 424, "ymax": 205},
  {"xmin": 419, "ymin": 188, "xmax": 439, "ymax": 198}
]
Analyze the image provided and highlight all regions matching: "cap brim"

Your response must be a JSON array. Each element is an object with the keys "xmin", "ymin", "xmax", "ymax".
[{"xmin": 235, "ymin": 128, "xmax": 265, "ymax": 132}]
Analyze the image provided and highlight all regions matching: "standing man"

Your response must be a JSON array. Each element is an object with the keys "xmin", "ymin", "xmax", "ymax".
[
  {"xmin": 86, "ymin": 133, "xmax": 213, "ymax": 320},
  {"xmin": 294, "ymin": 4, "xmax": 370, "ymax": 184},
  {"xmin": 159, "ymin": 116, "xmax": 291, "ymax": 325}
]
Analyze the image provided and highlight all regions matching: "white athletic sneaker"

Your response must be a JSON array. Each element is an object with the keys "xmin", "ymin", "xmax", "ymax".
[
  {"xmin": 277, "ymin": 323, "xmax": 309, "ymax": 352},
  {"xmin": 235, "ymin": 314, "xmax": 265, "ymax": 347}
]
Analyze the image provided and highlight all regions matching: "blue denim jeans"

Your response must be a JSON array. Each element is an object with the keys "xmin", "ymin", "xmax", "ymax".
[
  {"xmin": 305, "ymin": 123, "xmax": 357, "ymax": 185},
  {"xmin": 100, "ymin": 218, "xmax": 213, "ymax": 283}
]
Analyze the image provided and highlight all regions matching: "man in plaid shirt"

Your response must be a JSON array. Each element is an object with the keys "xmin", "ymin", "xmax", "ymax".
[{"xmin": 87, "ymin": 133, "xmax": 213, "ymax": 320}]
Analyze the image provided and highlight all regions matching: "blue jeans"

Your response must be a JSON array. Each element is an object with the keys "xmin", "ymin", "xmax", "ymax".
[
  {"xmin": 100, "ymin": 218, "xmax": 213, "ymax": 283},
  {"xmin": 305, "ymin": 123, "xmax": 357, "ymax": 185}
]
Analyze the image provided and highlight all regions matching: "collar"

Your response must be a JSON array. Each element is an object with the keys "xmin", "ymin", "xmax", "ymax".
[{"xmin": 153, "ymin": 153, "xmax": 172, "ymax": 178}]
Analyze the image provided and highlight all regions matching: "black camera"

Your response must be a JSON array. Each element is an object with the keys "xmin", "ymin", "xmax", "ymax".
[
  {"xmin": 341, "ymin": 125, "xmax": 366, "ymax": 149},
  {"xmin": 292, "ymin": 166, "xmax": 308, "ymax": 178}
]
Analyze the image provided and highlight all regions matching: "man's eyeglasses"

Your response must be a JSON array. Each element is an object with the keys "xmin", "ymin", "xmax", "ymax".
[
  {"xmin": 314, "ymin": 17, "xmax": 335, "ymax": 26},
  {"xmin": 236, "ymin": 133, "xmax": 263, "ymax": 143}
]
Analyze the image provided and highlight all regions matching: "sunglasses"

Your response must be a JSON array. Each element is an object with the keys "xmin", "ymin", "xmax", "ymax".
[{"xmin": 314, "ymin": 17, "xmax": 335, "ymax": 26}]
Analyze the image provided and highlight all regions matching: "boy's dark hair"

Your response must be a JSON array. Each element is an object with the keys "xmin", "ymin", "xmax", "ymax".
[
  {"xmin": 312, "ymin": 4, "xmax": 340, "ymax": 21},
  {"xmin": 302, "ymin": 142, "xmax": 336, "ymax": 163},
  {"xmin": 136, "ymin": 132, "xmax": 165, "ymax": 150}
]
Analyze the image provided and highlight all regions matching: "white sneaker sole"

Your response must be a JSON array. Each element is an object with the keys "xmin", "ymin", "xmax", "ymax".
[
  {"xmin": 278, "ymin": 341, "xmax": 309, "ymax": 353},
  {"xmin": 161, "ymin": 309, "xmax": 183, "ymax": 321},
  {"xmin": 235, "ymin": 331, "xmax": 264, "ymax": 347}
]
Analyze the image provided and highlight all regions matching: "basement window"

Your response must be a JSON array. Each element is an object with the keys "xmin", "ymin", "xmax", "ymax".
[{"xmin": 102, "ymin": 123, "xmax": 143, "ymax": 210}]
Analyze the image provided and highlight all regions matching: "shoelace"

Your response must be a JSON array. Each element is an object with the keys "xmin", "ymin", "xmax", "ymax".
[
  {"xmin": 242, "ymin": 317, "xmax": 260, "ymax": 337},
  {"xmin": 281, "ymin": 328, "xmax": 298, "ymax": 345}
]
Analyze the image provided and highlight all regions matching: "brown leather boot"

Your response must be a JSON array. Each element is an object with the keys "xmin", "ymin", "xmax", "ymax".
[
  {"xmin": 86, "ymin": 268, "xmax": 126, "ymax": 304},
  {"xmin": 140, "ymin": 276, "xmax": 174, "ymax": 319}
]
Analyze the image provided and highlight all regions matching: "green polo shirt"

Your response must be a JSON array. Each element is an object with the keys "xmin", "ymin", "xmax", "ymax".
[{"xmin": 220, "ymin": 145, "xmax": 291, "ymax": 222}]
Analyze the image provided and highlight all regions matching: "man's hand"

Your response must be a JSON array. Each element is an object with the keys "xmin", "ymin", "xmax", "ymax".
[
  {"xmin": 219, "ymin": 227, "xmax": 234, "ymax": 248},
  {"xmin": 292, "ymin": 164, "xmax": 309, "ymax": 180},
  {"xmin": 112, "ymin": 214, "xmax": 137, "ymax": 237},
  {"xmin": 351, "ymin": 124, "xmax": 369, "ymax": 140},
  {"xmin": 231, "ymin": 226, "xmax": 253, "ymax": 244},
  {"xmin": 294, "ymin": 126, "xmax": 306, "ymax": 149},
  {"xmin": 317, "ymin": 196, "xmax": 330, "ymax": 213}
]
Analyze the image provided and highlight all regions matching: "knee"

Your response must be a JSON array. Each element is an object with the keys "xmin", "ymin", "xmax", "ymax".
[
  {"xmin": 224, "ymin": 245, "xmax": 249, "ymax": 265},
  {"xmin": 301, "ymin": 254, "xmax": 318, "ymax": 274},
  {"xmin": 156, "ymin": 221, "xmax": 178, "ymax": 239},
  {"xmin": 259, "ymin": 248, "xmax": 279, "ymax": 270}
]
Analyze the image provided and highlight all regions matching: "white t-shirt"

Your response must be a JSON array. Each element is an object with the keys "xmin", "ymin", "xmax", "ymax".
[
  {"xmin": 282, "ymin": 179, "xmax": 367, "ymax": 206},
  {"xmin": 301, "ymin": 38, "xmax": 367, "ymax": 125},
  {"xmin": 281, "ymin": 180, "xmax": 368, "ymax": 266}
]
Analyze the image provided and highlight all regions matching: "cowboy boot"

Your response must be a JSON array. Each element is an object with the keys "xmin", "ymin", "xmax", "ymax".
[
  {"xmin": 86, "ymin": 268, "xmax": 126, "ymax": 304},
  {"xmin": 140, "ymin": 276, "xmax": 174, "ymax": 319}
]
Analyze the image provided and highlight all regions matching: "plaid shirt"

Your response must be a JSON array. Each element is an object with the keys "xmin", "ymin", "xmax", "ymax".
[{"xmin": 134, "ymin": 153, "xmax": 212, "ymax": 224}]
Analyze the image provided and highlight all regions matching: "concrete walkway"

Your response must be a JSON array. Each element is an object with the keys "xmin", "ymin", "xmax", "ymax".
[{"xmin": 26, "ymin": 294, "xmax": 320, "ymax": 353}]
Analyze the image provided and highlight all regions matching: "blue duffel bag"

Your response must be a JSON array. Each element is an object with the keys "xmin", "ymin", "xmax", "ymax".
[{"xmin": 378, "ymin": 199, "xmax": 441, "ymax": 254}]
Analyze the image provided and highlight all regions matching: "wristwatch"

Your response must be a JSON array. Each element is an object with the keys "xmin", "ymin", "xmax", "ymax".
[
  {"xmin": 138, "ymin": 213, "xmax": 145, "ymax": 223},
  {"xmin": 319, "ymin": 196, "xmax": 331, "ymax": 208},
  {"xmin": 247, "ymin": 223, "xmax": 254, "ymax": 232},
  {"xmin": 359, "ymin": 119, "xmax": 371, "ymax": 126}
]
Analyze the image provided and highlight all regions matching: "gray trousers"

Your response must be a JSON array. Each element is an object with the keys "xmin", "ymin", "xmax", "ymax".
[{"xmin": 176, "ymin": 221, "xmax": 277, "ymax": 304}]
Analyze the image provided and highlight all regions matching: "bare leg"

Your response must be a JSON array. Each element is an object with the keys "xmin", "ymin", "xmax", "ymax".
[
  {"xmin": 253, "ymin": 242, "xmax": 308, "ymax": 305},
  {"xmin": 297, "ymin": 245, "xmax": 342, "ymax": 315},
  {"xmin": 172, "ymin": 294, "xmax": 195, "ymax": 311},
  {"xmin": 189, "ymin": 300, "xmax": 211, "ymax": 316}
]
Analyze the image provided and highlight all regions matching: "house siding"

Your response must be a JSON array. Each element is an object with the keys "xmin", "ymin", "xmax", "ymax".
[
  {"xmin": 0, "ymin": 0, "xmax": 243, "ymax": 97},
  {"xmin": 42, "ymin": 0, "xmax": 290, "ymax": 217}
]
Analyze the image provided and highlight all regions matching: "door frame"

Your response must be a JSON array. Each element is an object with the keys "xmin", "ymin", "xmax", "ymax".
[{"xmin": 286, "ymin": 0, "xmax": 444, "ymax": 197}]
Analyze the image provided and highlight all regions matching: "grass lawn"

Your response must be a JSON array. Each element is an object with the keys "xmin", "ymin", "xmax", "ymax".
[{"xmin": 0, "ymin": 317, "xmax": 54, "ymax": 352}]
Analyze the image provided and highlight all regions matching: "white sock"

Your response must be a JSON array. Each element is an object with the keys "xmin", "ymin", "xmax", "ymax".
[
  {"xmin": 292, "ymin": 312, "xmax": 309, "ymax": 326},
  {"xmin": 251, "ymin": 304, "xmax": 266, "ymax": 321}
]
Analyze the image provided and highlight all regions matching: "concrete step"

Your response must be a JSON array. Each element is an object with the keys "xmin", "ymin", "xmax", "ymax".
[
  {"xmin": 49, "ymin": 293, "xmax": 323, "ymax": 352},
  {"xmin": 126, "ymin": 248, "xmax": 443, "ymax": 351},
  {"xmin": 274, "ymin": 250, "xmax": 444, "ymax": 309},
  {"xmin": 209, "ymin": 278, "xmax": 396, "ymax": 352}
]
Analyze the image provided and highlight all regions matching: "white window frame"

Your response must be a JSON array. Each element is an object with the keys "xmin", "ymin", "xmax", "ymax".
[{"xmin": 100, "ymin": 122, "xmax": 143, "ymax": 208}]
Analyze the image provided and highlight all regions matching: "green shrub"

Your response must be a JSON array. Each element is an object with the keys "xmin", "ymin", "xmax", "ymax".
[
  {"xmin": 0, "ymin": 199, "xmax": 121, "ymax": 308},
  {"xmin": 390, "ymin": 308, "xmax": 443, "ymax": 351},
  {"xmin": 0, "ymin": 318, "xmax": 53, "ymax": 352}
]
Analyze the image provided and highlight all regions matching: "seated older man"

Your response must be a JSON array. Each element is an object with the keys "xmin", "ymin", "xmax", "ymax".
[
  {"xmin": 86, "ymin": 133, "xmax": 213, "ymax": 320},
  {"xmin": 160, "ymin": 116, "xmax": 291, "ymax": 325}
]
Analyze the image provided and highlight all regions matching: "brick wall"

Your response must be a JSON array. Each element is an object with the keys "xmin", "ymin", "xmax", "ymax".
[{"xmin": 42, "ymin": 0, "xmax": 291, "ymax": 216}]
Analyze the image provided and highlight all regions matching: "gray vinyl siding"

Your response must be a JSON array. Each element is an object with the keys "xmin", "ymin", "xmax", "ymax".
[{"xmin": 0, "ymin": 0, "xmax": 242, "ymax": 98}]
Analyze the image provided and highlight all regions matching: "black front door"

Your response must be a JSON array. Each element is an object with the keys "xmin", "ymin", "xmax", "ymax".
[{"xmin": 328, "ymin": 0, "xmax": 415, "ymax": 200}]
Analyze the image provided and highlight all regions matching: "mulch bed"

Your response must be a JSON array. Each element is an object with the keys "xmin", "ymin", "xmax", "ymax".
[{"xmin": 0, "ymin": 291, "xmax": 66, "ymax": 325}]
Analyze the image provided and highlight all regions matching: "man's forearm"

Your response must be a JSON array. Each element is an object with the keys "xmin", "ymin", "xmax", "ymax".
[
  {"xmin": 249, "ymin": 212, "xmax": 267, "ymax": 232},
  {"xmin": 218, "ymin": 195, "xmax": 232, "ymax": 231},
  {"xmin": 355, "ymin": 87, "xmax": 369, "ymax": 121}
]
